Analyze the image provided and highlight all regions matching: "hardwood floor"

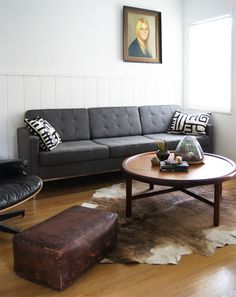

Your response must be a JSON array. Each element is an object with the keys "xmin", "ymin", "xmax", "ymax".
[{"xmin": 1, "ymin": 173, "xmax": 236, "ymax": 297}]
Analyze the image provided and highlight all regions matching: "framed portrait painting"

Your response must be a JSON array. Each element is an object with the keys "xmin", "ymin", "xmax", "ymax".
[{"xmin": 123, "ymin": 6, "xmax": 162, "ymax": 63}]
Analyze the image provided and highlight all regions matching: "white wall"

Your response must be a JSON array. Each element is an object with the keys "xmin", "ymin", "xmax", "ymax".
[
  {"xmin": 0, "ymin": 0, "xmax": 183, "ymax": 159},
  {"xmin": 183, "ymin": 0, "xmax": 236, "ymax": 161}
]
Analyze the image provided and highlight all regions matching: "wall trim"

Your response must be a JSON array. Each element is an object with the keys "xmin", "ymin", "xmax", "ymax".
[{"xmin": 0, "ymin": 70, "xmax": 152, "ymax": 79}]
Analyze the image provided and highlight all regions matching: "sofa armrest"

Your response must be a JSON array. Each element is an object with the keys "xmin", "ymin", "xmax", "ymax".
[
  {"xmin": 206, "ymin": 123, "xmax": 214, "ymax": 153},
  {"xmin": 17, "ymin": 127, "xmax": 40, "ymax": 175}
]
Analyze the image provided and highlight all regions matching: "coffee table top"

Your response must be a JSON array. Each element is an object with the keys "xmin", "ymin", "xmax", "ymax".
[{"xmin": 122, "ymin": 152, "xmax": 236, "ymax": 186}]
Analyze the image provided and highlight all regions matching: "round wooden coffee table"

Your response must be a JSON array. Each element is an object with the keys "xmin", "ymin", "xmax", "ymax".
[{"xmin": 122, "ymin": 152, "xmax": 236, "ymax": 226}]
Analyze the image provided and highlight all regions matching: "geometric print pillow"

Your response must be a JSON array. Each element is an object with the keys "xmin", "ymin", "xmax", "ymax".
[
  {"xmin": 167, "ymin": 110, "xmax": 211, "ymax": 135},
  {"xmin": 24, "ymin": 117, "xmax": 62, "ymax": 151}
]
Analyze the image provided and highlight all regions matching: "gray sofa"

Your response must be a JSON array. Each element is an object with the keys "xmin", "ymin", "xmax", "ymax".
[{"xmin": 17, "ymin": 105, "xmax": 213, "ymax": 180}]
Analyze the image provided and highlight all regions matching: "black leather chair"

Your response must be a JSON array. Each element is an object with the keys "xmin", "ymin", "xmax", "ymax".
[{"xmin": 0, "ymin": 159, "xmax": 43, "ymax": 234}]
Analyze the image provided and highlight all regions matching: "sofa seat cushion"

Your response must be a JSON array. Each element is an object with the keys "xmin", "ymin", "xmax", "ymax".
[
  {"xmin": 144, "ymin": 133, "xmax": 210, "ymax": 151},
  {"xmin": 39, "ymin": 141, "xmax": 109, "ymax": 166},
  {"xmin": 94, "ymin": 136, "xmax": 156, "ymax": 158}
]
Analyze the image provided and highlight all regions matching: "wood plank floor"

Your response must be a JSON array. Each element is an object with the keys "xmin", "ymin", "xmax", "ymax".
[{"xmin": 1, "ymin": 172, "xmax": 236, "ymax": 297}]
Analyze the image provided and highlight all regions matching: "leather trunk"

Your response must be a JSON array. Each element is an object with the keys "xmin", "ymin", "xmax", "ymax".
[{"xmin": 13, "ymin": 205, "xmax": 118, "ymax": 290}]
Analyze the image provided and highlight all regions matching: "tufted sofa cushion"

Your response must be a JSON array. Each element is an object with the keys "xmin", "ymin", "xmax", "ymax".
[
  {"xmin": 18, "ymin": 105, "xmax": 214, "ymax": 180},
  {"xmin": 25, "ymin": 109, "xmax": 90, "ymax": 142},
  {"xmin": 88, "ymin": 107, "xmax": 142, "ymax": 139},
  {"xmin": 139, "ymin": 105, "xmax": 181, "ymax": 134}
]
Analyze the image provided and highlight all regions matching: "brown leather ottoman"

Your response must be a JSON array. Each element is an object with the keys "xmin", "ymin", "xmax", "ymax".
[{"xmin": 12, "ymin": 205, "xmax": 118, "ymax": 290}]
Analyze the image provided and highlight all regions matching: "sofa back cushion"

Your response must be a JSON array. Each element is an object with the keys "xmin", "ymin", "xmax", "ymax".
[
  {"xmin": 139, "ymin": 105, "xmax": 181, "ymax": 134},
  {"xmin": 25, "ymin": 109, "xmax": 90, "ymax": 141},
  {"xmin": 88, "ymin": 107, "xmax": 142, "ymax": 139}
]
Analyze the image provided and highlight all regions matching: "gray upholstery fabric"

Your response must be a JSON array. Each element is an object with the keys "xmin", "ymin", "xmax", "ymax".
[
  {"xmin": 89, "ymin": 107, "xmax": 142, "ymax": 139},
  {"xmin": 18, "ymin": 105, "xmax": 214, "ymax": 180},
  {"xmin": 25, "ymin": 109, "xmax": 90, "ymax": 141},
  {"xmin": 39, "ymin": 157, "xmax": 125, "ymax": 180},
  {"xmin": 144, "ymin": 133, "xmax": 210, "ymax": 151},
  {"xmin": 17, "ymin": 128, "xmax": 31, "ymax": 168},
  {"xmin": 94, "ymin": 136, "xmax": 156, "ymax": 158},
  {"xmin": 139, "ymin": 105, "xmax": 181, "ymax": 134},
  {"xmin": 39, "ymin": 140, "xmax": 109, "ymax": 166}
]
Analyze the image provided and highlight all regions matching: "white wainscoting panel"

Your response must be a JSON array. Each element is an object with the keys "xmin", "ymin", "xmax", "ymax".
[
  {"xmin": 55, "ymin": 77, "xmax": 70, "ymax": 108},
  {"xmin": 122, "ymin": 78, "xmax": 134, "ymax": 106},
  {"xmin": 6, "ymin": 76, "xmax": 24, "ymax": 158},
  {"xmin": 110, "ymin": 78, "xmax": 123, "ymax": 107},
  {"xmin": 0, "ymin": 73, "xmax": 182, "ymax": 159},
  {"xmin": 40, "ymin": 76, "xmax": 56, "ymax": 109},
  {"xmin": 84, "ymin": 77, "xmax": 97, "ymax": 108},
  {"xmin": 134, "ymin": 78, "xmax": 146, "ymax": 107},
  {"xmin": 70, "ymin": 77, "xmax": 84, "ymax": 108},
  {"xmin": 145, "ymin": 78, "xmax": 159, "ymax": 105},
  {"xmin": 97, "ymin": 78, "xmax": 110, "ymax": 107},
  {"xmin": 24, "ymin": 76, "xmax": 41, "ymax": 111}
]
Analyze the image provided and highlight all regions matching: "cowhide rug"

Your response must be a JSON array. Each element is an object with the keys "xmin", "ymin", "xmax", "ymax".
[{"xmin": 83, "ymin": 182, "xmax": 236, "ymax": 265}]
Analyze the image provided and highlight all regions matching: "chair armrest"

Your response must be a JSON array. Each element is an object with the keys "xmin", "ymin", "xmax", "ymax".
[{"xmin": 0, "ymin": 159, "xmax": 28, "ymax": 178}]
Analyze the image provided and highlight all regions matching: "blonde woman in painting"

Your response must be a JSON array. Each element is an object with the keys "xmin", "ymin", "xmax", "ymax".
[{"xmin": 128, "ymin": 18, "xmax": 152, "ymax": 58}]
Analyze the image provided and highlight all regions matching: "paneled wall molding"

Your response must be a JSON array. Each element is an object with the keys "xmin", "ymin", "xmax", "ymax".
[
  {"xmin": 0, "ymin": 72, "xmax": 182, "ymax": 159},
  {"xmin": 0, "ymin": 70, "xmax": 152, "ymax": 79},
  {"xmin": 0, "ymin": 0, "xmax": 185, "ymax": 160}
]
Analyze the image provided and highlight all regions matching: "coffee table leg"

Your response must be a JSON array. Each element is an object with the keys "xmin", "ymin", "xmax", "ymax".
[
  {"xmin": 214, "ymin": 182, "xmax": 222, "ymax": 226},
  {"xmin": 149, "ymin": 184, "xmax": 154, "ymax": 190},
  {"xmin": 126, "ymin": 177, "xmax": 132, "ymax": 218}
]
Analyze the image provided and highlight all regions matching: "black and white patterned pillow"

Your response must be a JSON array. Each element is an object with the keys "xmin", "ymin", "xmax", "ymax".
[
  {"xmin": 25, "ymin": 117, "xmax": 62, "ymax": 151},
  {"xmin": 167, "ymin": 110, "xmax": 211, "ymax": 135}
]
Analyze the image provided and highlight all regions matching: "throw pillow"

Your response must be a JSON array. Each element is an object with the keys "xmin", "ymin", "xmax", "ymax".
[
  {"xmin": 167, "ymin": 110, "xmax": 211, "ymax": 135},
  {"xmin": 25, "ymin": 117, "xmax": 62, "ymax": 151}
]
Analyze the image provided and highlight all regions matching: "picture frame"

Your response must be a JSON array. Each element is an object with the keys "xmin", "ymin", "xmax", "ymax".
[{"xmin": 123, "ymin": 6, "xmax": 162, "ymax": 63}]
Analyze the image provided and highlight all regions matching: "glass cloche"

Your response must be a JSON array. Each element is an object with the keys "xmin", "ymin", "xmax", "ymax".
[{"xmin": 175, "ymin": 136, "xmax": 204, "ymax": 164}]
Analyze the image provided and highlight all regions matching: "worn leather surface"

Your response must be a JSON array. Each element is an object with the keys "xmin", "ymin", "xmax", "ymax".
[
  {"xmin": 13, "ymin": 206, "xmax": 118, "ymax": 290},
  {"xmin": 0, "ymin": 159, "xmax": 27, "ymax": 178},
  {"xmin": 0, "ymin": 175, "xmax": 42, "ymax": 210}
]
